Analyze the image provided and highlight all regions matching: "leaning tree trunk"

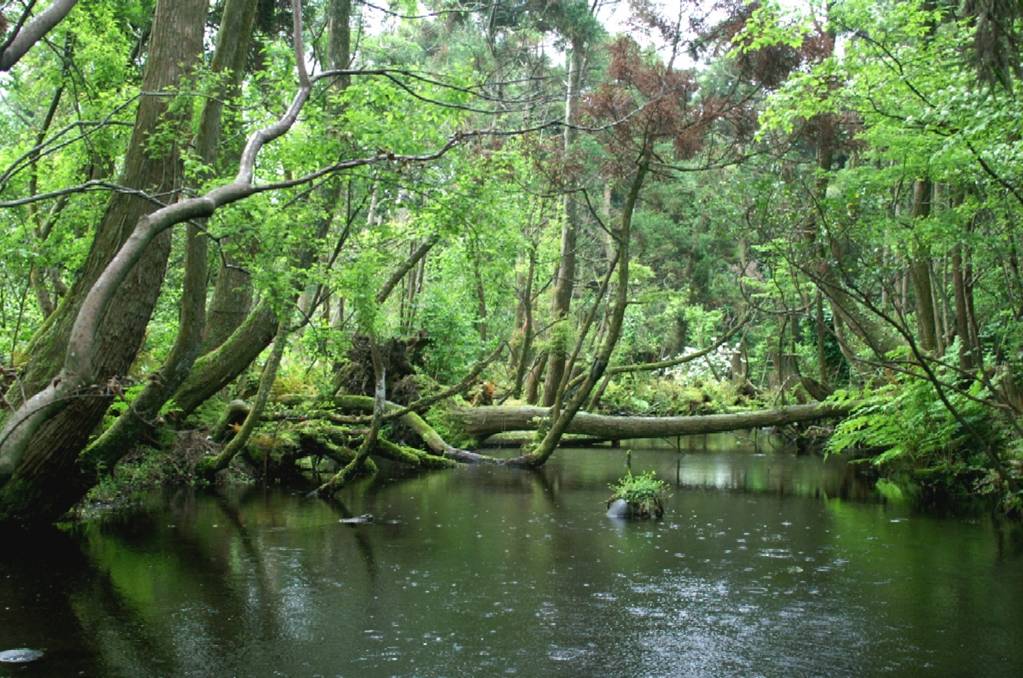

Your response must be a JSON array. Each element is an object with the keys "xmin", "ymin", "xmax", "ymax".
[
  {"xmin": 77, "ymin": 0, "xmax": 258, "ymax": 485},
  {"xmin": 170, "ymin": 0, "xmax": 354, "ymax": 421},
  {"xmin": 169, "ymin": 298, "xmax": 279, "ymax": 419},
  {"xmin": 541, "ymin": 39, "xmax": 585, "ymax": 406},
  {"xmin": 200, "ymin": 308, "xmax": 292, "ymax": 476},
  {"xmin": 0, "ymin": 0, "xmax": 79, "ymax": 72},
  {"xmin": 0, "ymin": 0, "xmax": 208, "ymax": 525}
]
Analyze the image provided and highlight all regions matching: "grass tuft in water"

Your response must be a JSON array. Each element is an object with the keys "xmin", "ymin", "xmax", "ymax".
[{"xmin": 608, "ymin": 469, "xmax": 669, "ymax": 519}]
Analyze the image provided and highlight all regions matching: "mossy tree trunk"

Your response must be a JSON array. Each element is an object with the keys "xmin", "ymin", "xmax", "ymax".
[
  {"xmin": 541, "ymin": 38, "xmax": 585, "ymax": 407},
  {"xmin": 79, "ymin": 0, "xmax": 259, "ymax": 486},
  {"xmin": 200, "ymin": 308, "xmax": 292, "ymax": 477},
  {"xmin": 0, "ymin": 0, "xmax": 209, "ymax": 526},
  {"xmin": 173, "ymin": 0, "xmax": 354, "ymax": 420}
]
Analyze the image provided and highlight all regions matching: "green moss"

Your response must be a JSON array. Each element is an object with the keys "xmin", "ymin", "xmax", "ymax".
[
  {"xmin": 84, "ymin": 444, "xmax": 199, "ymax": 511},
  {"xmin": 424, "ymin": 401, "xmax": 476, "ymax": 450},
  {"xmin": 181, "ymin": 393, "xmax": 230, "ymax": 430},
  {"xmin": 608, "ymin": 469, "xmax": 669, "ymax": 519}
]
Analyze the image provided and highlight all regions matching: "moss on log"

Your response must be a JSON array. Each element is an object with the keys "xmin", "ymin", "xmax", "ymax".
[
  {"xmin": 451, "ymin": 402, "xmax": 854, "ymax": 442},
  {"xmin": 332, "ymin": 395, "xmax": 498, "ymax": 464}
]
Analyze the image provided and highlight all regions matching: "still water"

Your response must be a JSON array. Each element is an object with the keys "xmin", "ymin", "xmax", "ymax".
[{"xmin": 2, "ymin": 445, "xmax": 1022, "ymax": 677}]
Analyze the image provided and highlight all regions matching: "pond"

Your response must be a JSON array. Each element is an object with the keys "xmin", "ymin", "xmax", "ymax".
[{"xmin": 2, "ymin": 444, "xmax": 1022, "ymax": 676}]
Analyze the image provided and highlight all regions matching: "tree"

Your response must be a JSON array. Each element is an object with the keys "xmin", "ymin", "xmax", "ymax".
[{"xmin": 0, "ymin": 0, "xmax": 210, "ymax": 523}]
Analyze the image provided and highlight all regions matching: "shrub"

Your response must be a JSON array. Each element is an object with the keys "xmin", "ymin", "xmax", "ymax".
[{"xmin": 608, "ymin": 469, "xmax": 670, "ymax": 518}]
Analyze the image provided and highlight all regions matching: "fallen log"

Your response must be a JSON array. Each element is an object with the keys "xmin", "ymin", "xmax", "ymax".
[
  {"xmin": 451, "ymin": 402, "xmax": 855, "ymax": 442},
  {"xmin": 332, "ymin": 395, "xmax": 499, "ymax": 464}
]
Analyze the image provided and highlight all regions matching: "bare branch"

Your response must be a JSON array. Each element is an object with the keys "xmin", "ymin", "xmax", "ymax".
[{"xmin": 0, "ymin": 0, "xmax": 77, "ymax": 71}]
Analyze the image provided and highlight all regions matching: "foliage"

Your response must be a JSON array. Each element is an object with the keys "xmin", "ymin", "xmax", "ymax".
[
  {"xmin": 83, "ymin": 438, "xmax": 205, "ymax": 510},
  {"xmin": 608, "ymin": 469, "xmax": 669, "ymax": 519},
  {"xmin": 600, "ymin": 375, "xmax": 744, "ymax": 416},
  {"xmin": 3, "ymin": 0, "xmax": 1023, "ymax": 521},
  {"xmin": 826, "ymin": 371, "xmax": 1022, "ymax": 508},
  {"xmin": 827, "ymin": 376, "xmax": 993, "ymax": 465}
]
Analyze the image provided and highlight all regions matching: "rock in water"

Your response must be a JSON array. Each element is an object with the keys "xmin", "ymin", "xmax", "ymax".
[
  {"xmin": 606, "ymin": 499, "xmax": 631, "ymax": 519},
  {"xmin": 0, "ymin": 648, "xmax": 44, "ymax": 663}
]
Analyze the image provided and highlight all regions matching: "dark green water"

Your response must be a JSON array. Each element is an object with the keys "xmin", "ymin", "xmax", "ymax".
[{"xmin": 2, "ymin": 446, "xmax": 1022, "ymax": 677}]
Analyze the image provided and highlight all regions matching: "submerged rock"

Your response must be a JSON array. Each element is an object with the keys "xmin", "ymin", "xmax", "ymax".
[
  {"xmin": 606, "ymin": 499, "xmax": 632, "ymax": 519},
  {"xmin": 339, "ymin": 514, "xmax": 374, "ymax": 525},
  {"xmin": 605, "ymin": 499, "xmax": 664, "ymax": 520},
  {"xmin": 0, "ymin": 648, "xmax": 44, "ymax": 663}
]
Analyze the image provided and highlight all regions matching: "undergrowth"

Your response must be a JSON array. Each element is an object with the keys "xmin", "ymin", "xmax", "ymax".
[{"xmin": 826, "ymin": 377, "xmax": 1023, "ymax": 514}]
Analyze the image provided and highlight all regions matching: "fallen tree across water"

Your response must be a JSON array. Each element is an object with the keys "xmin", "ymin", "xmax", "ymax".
[
  {"xmin": 448, "ymin": 402, "xmax": 856, "ymax": 443},
  {"xmin": 201, "ymin": 397, "xmax": 854, "ymax": 489}
]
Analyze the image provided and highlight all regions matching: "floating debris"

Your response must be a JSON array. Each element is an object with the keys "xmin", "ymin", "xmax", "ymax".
[{"xmin": 0, "ymin": 648, "xmax": 44, "ymax": 664}]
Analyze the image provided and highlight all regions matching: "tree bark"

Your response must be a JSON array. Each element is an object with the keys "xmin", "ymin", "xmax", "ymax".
[
  {"xmin": 0, "ymin": 0, "xmax": 208, "ymax": 525},
  {"xmin": 518, "ymin": 150, "xmax": 649, "ymax": 466},
  {"xmin": 15, "ymin": 0, "xmax": 208, "ymax": 399},
  {"xmin": 200, "ymin": 0, "xmax": 313, "ymax": 354},
  {"xmin": 332, "ymin": 396, "xmax": 496, "ymax": 464},
  {"xmin": 524, "ymin": 352, "xmax": 546, "ymax": 404},
  {"xmin": 952, "ymin": 244, "xmax": 979, "ymax": 371},
  {"xmin": 79, "ymin": 0, "xmax": 259, "ymax": 480},
  {"xmin": 511, "ymin": 246, "xmax": 537, "ymax": 398},
  {"xmin": 202, "ymin": 264, "xmax": 255, "ymax": 353},
  {"xmin": 176, "ymin": 0, "xmax": 352, "ymax": 417},
  {"xmin": 170, "ymin": 298, "xmax": 279, "ymax": 419},
  {"xmin": 909, "ymin": 178, "xmax": 939, "ymax": 353},
  {"xmin": 453, "ymin": 402, "xmax": 853, "ymax": 442},
  {"xmin": 0, "ymin": 0, "xmax": 78, "ymax": 71},
  {"xmin": 376, "ymin": 234, "xmax": 437, "ymax": 304},
  {"xmin": 542, "ymin": 38, "xmax": 584, "ymax": 406},
  {"xmin": 200, "ymin": 307, "xmax": 291, "ymax": 477}
]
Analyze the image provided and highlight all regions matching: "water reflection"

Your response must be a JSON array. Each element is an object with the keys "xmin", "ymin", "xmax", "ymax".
[{"xmin": 1, "ymin": 447, "xmax": 1021, "ymax": 676}]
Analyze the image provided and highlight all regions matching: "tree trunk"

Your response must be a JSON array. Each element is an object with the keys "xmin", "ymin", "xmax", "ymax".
[
  {"xmin": 518, "ymin": 151, "xmax": 649, "ymax": 466},
  {"xmin": 200, "ymin": 307, "xmax": 291, "ymax": 476},
  {"xmin": 173, "ymin": 0, "xmax": 352, "ymax": 419},
  {"xmin": 202, "ymin": 264, "xmax": 255, "ymax": 353},
  {"xmin": 470, "ymin": 239, "xmax": 488, "ymax": 341},
  {"xmin": 77, "ymin": 0, "xmax": 259, "ymax": 481},
  {"xmin": 952, "ymin": 245, "xmax": 978, "ymax": 371},
  {"xmin": 0, "ymin": 0, "xmax": 209, "ymax": 525},
  {"xmin": 910, "ymin": 178, "xmax": 939, "ymax": 353},
  {"xmin": 198, "ymin": 0, "xmax": 290, "ymax": 355},
  {"xmin": 524, "ymin": 352, "xmax": 546, "ymax": 404},
  {"xmin": 511, "ymin": 246, "xmax": 537, "ymax": 398},
  {"xmin": 376, "ymin": 234, "xmax": 437, "ymax": 304},
  {"xmin": 542, "ymin": 39, "xmax": 584, "ymax": 406},
  {"xmin": 170, "ymin": 298, "xmax": 279, "ymax": 419},
  {"xmin": 453, "ymin": 402, "xmax": 853, "ymax": 443},
  {"xmin": 806, "ymin": 116, "xmax": 896, "ymax": 359}
]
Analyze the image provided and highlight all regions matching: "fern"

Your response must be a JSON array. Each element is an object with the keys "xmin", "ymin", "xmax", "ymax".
[{"xmin": 827, "ymin": 373, "xmax": 996, "ymax": 471}]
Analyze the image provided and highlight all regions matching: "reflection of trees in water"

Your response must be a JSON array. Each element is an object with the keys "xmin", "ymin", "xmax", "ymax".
[
  {"xmin": 5, "ymin": 459, "xmax": 1021, "ymax": 677},
  {"xmin": 73, "ymin": 496, "xmax": 278, "ymax": 674},
  {"xmin": 320, "ymin": 493, "xmax": 378, "ymax": 581},
  {"xmin": 72, "ymin": 485, "xmax": 379, "ymax": 674},
  {"xmin": 0, "ymin": 527, "xmax": 106, "ymax": 673},
  {"xmin": 658, "ymin": 451, "xmax": 873, "ymax": 502}
]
